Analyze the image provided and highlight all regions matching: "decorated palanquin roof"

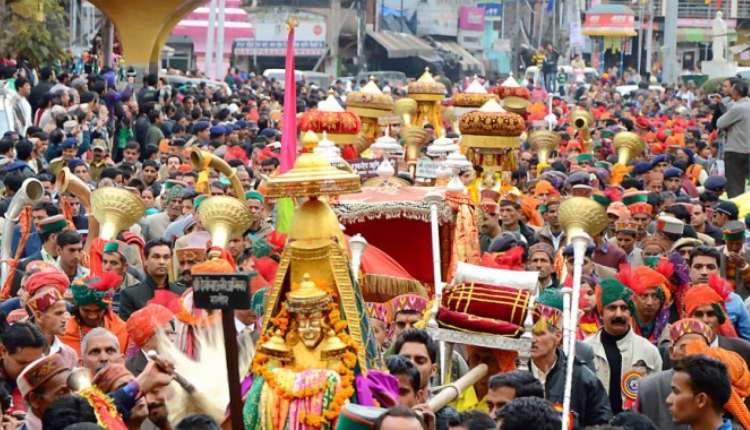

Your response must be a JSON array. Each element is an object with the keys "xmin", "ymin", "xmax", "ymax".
[
  {"xmin": 407, "ymin": 68, "xmax": 446, "ymax": 101},
  {"xmin": 334, "ymin": 187, "xmax": 454, "ymax": 225},
  {"xmin": 452, "ymin": 79, "xmax": 498, "ymax": 108},
  {"xmin": 346, "ymin": 80, "xmax": 395, "ymax": 118},
  {"xmin": 299, "ymin": 93, "xmax": 362, "ymax": 145},
  {"xmin": 459, "ymin": 99, "xmax": 525, "ymax": 148}
]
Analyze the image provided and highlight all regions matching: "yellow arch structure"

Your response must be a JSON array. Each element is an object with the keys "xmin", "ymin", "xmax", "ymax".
[{"xmin": 88, "ymin": 0, "xmax": 204, "ymax": 75}]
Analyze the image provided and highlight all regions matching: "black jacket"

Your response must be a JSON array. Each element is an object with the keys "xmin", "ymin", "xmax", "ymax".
[
  {"xmin": 118, "ymin": 275, "xmax": 186, "ymax": 320},
  {"xmin": 534, "ymin": 349, "xmax": 613, "ymax": 428}
]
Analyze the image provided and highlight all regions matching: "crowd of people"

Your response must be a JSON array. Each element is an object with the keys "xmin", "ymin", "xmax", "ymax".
[{"xmin": 0, "ymin": 53, "xmax": 749, "ymax": 430}]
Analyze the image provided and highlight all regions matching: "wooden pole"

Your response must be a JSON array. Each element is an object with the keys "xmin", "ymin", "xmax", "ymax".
[{"xmin": 222, "ymin": 310, "xmax": 244, "ymax": 430}]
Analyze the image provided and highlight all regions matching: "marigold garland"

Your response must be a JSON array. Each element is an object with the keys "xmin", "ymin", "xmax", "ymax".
[{"xmin": 251, "ymin": 291, "xmax": 363, "ymax": 428}]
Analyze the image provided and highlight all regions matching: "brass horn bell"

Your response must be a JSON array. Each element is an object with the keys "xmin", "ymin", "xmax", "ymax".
[
  {"xmin": 558, "ymin": 197, "xmax": 608, "ymax": 243},
  {"xmin": 91, "ymin": 187, "xmax": 146, "ymax": 241},
  {"xmin": 197, "ymin": 196, "xmax": 252, "ymax": 250},
  {"xmin": 571, "ymin": 109, "xmax": 593, "ymax": 152},
  {"xmin": 613, "ymin": 131, "xmax": 645, "ymax": 166},
  {"xmin": 394, "ymin": 98, "xmax": 417, "ymax": 126},
  {"xmin": 528, "ymin": 130, "xmax": 561, "ymax": 167}
]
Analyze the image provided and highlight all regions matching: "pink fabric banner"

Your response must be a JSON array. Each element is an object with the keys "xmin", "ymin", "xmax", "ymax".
[{"xmin": 280, "ymin": 22, "xmax": 297, "ymax": 174}]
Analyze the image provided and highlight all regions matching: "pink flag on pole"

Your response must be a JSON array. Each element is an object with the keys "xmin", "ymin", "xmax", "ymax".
[{"xmin": 280, "ymin": 20, "xmax": 298, "ymax": 174}]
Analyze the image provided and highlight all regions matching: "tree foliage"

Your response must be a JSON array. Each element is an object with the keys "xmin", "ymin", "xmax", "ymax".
[{"xmin": 0, "ymin": 0, "xmax": 70, "ymax": 67}]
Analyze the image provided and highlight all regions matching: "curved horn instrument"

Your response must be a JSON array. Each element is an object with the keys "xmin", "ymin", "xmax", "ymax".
[
  {"xmin": 0, "ymin": 178, "xmax": 43, "ymax": 287},
  {"xmin": 56, "ymin": 167, "xmax": 91, "ymax": 212},
  {"xmin": 428, "ymin": 364, "xmax": 488, "ymax": 412},
  {"xmin": 190, "ymin": 148, "xmax": 246, "ymax": 201}
]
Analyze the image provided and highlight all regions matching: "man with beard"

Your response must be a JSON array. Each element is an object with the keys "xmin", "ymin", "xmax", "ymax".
[
  {"xmin": 172, "ymin": 231, "xmax": 210, "ymax": 288},
  {"xmin": 21, "ymin": 269, "xmax": 77, "ymax": 369},
  {"xmin": 245, "ymin": 191, "xmax": 274, "ymax": 242},
  {"xmin": 688, "ymin": 246, "xmax": 750, "ymax": 340},
  {"xmin": 101, "ymin": 241, "xmax": 142, "ymax": 315},
  {"xmin": 584, "ymin": 278, "xmax": 662, "ymax": 414},
  {"xmin": 119, "ymin": 239, "xmax": 186, "ymax": 320},
  {"xmin": 479, "ymin": 200, "xmax": 502, "ymax": 254},
  {"xmin": 62, "ymin": 273, "xmax": 129, "ymax": 356}
]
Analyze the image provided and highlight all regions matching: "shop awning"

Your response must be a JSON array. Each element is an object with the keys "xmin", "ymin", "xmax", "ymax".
[
  {"xmin": 433, "ymin": 40, "xmax": 485, "ymax": 74},
  {"xmin": 582, "ymin": 4, "xmax": 637, "ymax": 37},
  {"xmin": 366, "ymin": 30, "xmax": 435, "ymax": 58}
]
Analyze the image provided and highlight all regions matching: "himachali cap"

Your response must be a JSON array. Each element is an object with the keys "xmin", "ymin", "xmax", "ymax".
[
  {"xmin": 714, "ymin": 201, "xmax": 739, "ymax": 220},
  {"xmin": 366, "ymin": 301, "xmax": 393, "ymax": 323},
  {"xmin": 174, "ymin": 231, "xmax": 211, "ymax": 260},
  {"xmin": 576, "ymin": 153, "xmax": 594, "ymax": 164},
  {"xmin": 17, "ymin": 354, "xmax": 70, "ymax": 398},
  {"xmin": 671, "ymin": 237, "xmax": 703, "ymax": 252},
  {"xmin": 534, "ymin": 288, "xmax": 564, "ymax": 329},
  {"xmin": 622, "ymin": 189, "xmax": 648, "ymax": 206},
  {"xmin": 606, "ymin": 201, "xmax": 631, "ymax": 220},
  {"xmin": 615, "ymin": 219, "xmax": 639, "ymax": 234},
  {"xmin": 655, "ymin": 215, "xmax": 685, "ymax": 235},
  {"xmin": 529, "ymin": 242, "xmax": 554, "ymax": 260},
  {"xmin": 480, "ymin": 199, "xmax": 499, "ymax": 215},
  {"xmin": 39, "ymin": 215, "xmax": 68, "ymax": 235},
  {"xmin": 93, "ymin": 364, "xmax": 133, "ymax": 393},
  {"xmin": 390, "ymin": 293, "xmax": 428, "ymax": 316},
  {"xmin": 669, "ymin": 318, "xmax": 713, "ymax": 343},
  {"xmin": 723, "ymin": 220, "xmax": 746, "ymax": 242}
]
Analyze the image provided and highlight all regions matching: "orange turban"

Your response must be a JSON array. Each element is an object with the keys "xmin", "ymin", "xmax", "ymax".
[
  {"xmin": 685, "ymin": 340, "xmax": 750, "ymax": 429},
  {"xmin": 126, "ymin": 304, "xmax": 175, "ymax": 347},
  {"xmin": 683, "ymin": 285, "xmax": 723, "ymax": 318},
  {"xmin": 534, "ymin": 180, "xmax": 558, "ymax": 198}
]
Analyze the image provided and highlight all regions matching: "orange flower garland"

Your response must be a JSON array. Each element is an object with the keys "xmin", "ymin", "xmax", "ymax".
[{"xmin": 251, "ymin": 290, "xmax": 362, "ymax": 428}]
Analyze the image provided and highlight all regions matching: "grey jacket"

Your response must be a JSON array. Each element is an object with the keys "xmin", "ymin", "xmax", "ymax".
[
  {"xmin": 717, "ymin": 97, "xmax": 750, "ymax": 154},
  {"xmin": 636, "ymin": 370, "xmax": 687, "ymax": 430}
]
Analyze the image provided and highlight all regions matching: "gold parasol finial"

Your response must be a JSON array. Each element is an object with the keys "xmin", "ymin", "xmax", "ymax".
[{"xmin": 286, "ymin": 16, "xmax": 298, "ymax": 31}]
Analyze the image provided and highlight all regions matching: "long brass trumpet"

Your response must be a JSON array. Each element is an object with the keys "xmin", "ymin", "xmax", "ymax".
[
  {"xmin": 190, "ymin": 148, "xmax": 246, "ymax": 201},
  {"xmin": 0, "ymin": 178, "xmax": 43, "ymax": 288},
  {"xmin": 613, "ymin": 131, "xmax": 645, "ymax": 166},
  {"xmin": 528, "ymin": 130, "xmax": 561, "ymax": 173},
  {"xmin": 57, "ymin": 167, "xmax": 91, "ymax": 212},
  {"xmin": 571, "ymin": 109, "xmax": 593, "ymax": 152}
]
